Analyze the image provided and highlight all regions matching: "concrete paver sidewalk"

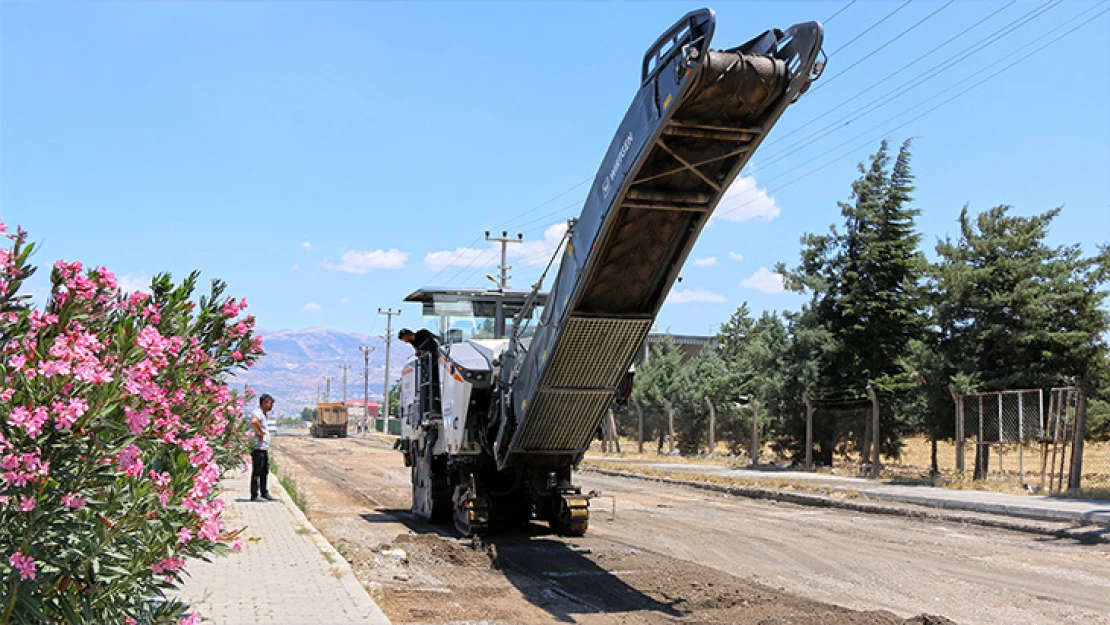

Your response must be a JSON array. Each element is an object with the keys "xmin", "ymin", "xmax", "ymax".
[
  {"xmin": 173, "ymin": 469, "xmax": 391, "ymax": 625},
  {"xmin": 590, "ymin": 457, "xmax": 1110, "ymax": 527}
]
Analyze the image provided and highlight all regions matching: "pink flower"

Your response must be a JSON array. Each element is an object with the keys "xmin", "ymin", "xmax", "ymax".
[
  {"xmin": 9, "ymin": 552, "xmax": 35, "ymax": 580},
  {"xmin": 124, "ymin": 406, "xmax": 151, "ymax": 435},
  {"xmin": 230, "ymin": 537, "xmax": 243, "ymax": 552},
  {"xmin": 124, "ymin": 618, "xmax": 138, "ymax": 625},
  {"xmin": 8, "ymin": 405, "xmax": 48, "ymax": 438},
  {"xmin": 152, "ymin": 556, "xmax": 186, "ymax": 575},
  {"xmin": 17, "ymin": 496, "xmax": 35, "ymax": 512},
  {"xmin": 231, "ymin": 351, "xmax": 243, "ymax": 361},
  {"xmin": 53, "ymin": 397, "xmax": 87, "ymax": 430},
  {"xmin": 179, "ymin": 613, "xmax": 202, "ymax": 625},
  {"xmin": 115, "ymin": 444, "xmax": 144, "ymax": 477},
  {"xmin": 177, "ymin": 527, "xmax": 194, "ymax": 543},
  {"xmin": 61, "ymin": 493, "xmax": 87, "ymax": 510}
]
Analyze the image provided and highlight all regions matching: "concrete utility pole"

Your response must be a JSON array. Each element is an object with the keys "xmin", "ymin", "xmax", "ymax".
[
  {"xmin": 484, "ymin": 230, "xmax": 523, "ymax": 288},
  {"xmin": 325, "ymin": 377, "xmax": 332, "ymax": 403},
  {"xmin": 340, "ymin": 364, "xmax": 350, "ymax": 403},
  {"xmin": 360, "ymin": 346, "xmax": 374, "ymax": 433},
  {"xmin": 378, "ymin": 308, "xmax": 401, "ymax": 423}
]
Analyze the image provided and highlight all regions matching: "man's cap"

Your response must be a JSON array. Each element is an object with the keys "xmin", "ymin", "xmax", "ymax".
[{"xmin": 398, "ymin": 328, "xmax": 413, "ymax": 339}]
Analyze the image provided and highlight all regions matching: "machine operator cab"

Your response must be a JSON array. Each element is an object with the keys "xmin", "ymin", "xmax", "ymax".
[{"xmin": 398, "ymin": 287, "xmax": 547, "ymax": 457}]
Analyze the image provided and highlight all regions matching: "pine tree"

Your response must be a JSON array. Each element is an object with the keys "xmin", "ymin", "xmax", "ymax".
[
  {"xmin": 932, "ymin": 206, "xmax": 1110, "ymax": 391},
  {"xmin": 778, "ymin": 139, "xmax": 926, "ymax": 462}
]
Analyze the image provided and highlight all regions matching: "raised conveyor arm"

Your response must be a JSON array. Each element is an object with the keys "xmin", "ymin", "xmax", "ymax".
[{"xmin": 495, "ymin": 9, "xmax": 824, "ymax": 470}]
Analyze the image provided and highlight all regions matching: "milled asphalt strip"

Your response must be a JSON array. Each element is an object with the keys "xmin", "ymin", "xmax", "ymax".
[{"xmin": 582, "ymin": 466, "xmax": 1110, "ymax": 544}]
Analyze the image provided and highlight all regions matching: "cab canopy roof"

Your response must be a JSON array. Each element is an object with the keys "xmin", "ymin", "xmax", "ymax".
[{"xmin": 403, "ymin": 287, "xmax": 548, "ymax": 315}]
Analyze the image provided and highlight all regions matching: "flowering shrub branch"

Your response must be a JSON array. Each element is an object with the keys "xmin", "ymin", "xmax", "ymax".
[{"xmin": 0, "ymin": 219, "xmax": 264, "ymax": 624}]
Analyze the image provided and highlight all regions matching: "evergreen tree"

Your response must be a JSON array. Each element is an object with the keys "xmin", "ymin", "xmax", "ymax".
[
  {"xmin": 932, "ymin": 206, "xmax": 1110, "ymax": 391},
  {"xmin": 778, "ymin": 139, "xmax": 926, "ymax": 462},
  {"xmin": 629, "ymin": 338, "xmax": 687, "ymax": 452}
]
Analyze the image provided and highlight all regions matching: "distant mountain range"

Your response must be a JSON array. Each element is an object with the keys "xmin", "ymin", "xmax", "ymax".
[{"xmin": 229, "ymin": 327, "xmax": 413, "ymax": 417}]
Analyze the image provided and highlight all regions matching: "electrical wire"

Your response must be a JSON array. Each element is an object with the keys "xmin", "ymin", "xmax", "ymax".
[
  {"xmin": 823, "ymin": 0, "xmax": 857, "ymax": 25},
  {"xmin": 714, "ymin": 3, "xmax": 1109, "ymax": 222},
  {"xmin": 827, "ymin": 0, "xmax": 913, "ymax": 58},
  {"xmin": 748, "ymin": 0, "xmax": 1022, "ymax": 158},
  {"xmin": 809, "ymin": 0, "xmax": 955, "ymax": 93}
]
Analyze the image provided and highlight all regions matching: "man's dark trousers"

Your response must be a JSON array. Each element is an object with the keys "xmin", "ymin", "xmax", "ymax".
[{"xmin": 250, "ymin": 448, "xmax": 270, "ymax": 499}]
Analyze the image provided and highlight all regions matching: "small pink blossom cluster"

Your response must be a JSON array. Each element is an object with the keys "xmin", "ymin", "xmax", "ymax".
[{"xmin": 9, "ymin": 551, "xmax": 36, "ymax": 580}]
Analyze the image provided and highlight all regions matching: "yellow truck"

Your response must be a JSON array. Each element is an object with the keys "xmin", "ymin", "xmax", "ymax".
[{"xmin": 312, "ymin": 402, "xmax": 349, "ymax": 438}]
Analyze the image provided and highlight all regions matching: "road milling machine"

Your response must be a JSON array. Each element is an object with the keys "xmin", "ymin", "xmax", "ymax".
[{"xmin": 397, "ymin": 8, "xmax": 825, "ymax": 536}]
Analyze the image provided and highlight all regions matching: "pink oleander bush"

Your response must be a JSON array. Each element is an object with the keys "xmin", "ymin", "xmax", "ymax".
[{"xmin": 0, "ymin": 219, "xmax": 264, "ymax": 624}]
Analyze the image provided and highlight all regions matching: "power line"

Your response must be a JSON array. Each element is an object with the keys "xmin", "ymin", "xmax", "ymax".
[
  {"xmin": 823, "ymin": 0, "xmax": 857, "ymax": 25},
  {"xmin": 744, "ymin": 0, "xmax": 1060, "ymax": 176},
  {"xmin": 810, "ymin": 0, "xmax": 956, "ymax": 93},
  {"xmin": 713, "ymin": 4, "xmax": 1109, "ymax": 222},
  {"xmin": 749, "ymin": 0, "xmax": 1023, "ymax": 159},
  {"xmin": 827, "ymin": 0, "xmax": 913, "ymax": 58}
]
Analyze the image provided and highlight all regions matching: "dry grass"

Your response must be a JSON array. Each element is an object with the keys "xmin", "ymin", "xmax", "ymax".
[{"xmin": 586, "ymin": 436, "xmax": 1110, "ymax": 497}]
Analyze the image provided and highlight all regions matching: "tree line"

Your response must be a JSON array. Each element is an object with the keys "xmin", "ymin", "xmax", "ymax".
[{"xmin": 622, "ymin": 139, "xmax": 1110, "ymax": 471}]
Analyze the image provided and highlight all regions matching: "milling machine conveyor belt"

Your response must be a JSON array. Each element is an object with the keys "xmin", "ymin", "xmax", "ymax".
[{"xmin": 496, "ymin": 9, "xmax": 824, "ymax": 470}]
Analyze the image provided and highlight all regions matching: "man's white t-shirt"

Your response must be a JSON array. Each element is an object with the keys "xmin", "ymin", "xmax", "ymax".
[{"xmin": 251, "ymin": 407, "xmax": 271, "ymax": 451}]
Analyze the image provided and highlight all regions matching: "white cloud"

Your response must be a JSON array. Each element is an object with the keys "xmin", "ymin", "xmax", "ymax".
[
  {"xmin": 424, "ymin": 246, "xmax": 499, "ymax": 271},
  {"xmin": 303, "ymin": 302, "xmax": 323, "ymax": 313},
  {"xmin": 710, "ymin": 175, "xmax": 780, "ymax": 223},
  {"xmin": 422, "ymin": 222, "xmax": 571, "ymax": 272},
  {"xmin": 665, "ymin": 288, "xmax": 727, "ymax": 304},
  {"xmin": 289, "ymin": 263, "xmax": 299, "ymax": 273},
  {"xmin": 692, "ymin": 256, "xmax": 717, "ymax": 267},
  {"xmin": 300, "ymin": 241, "xmax": 313, "ymax": 251},
  {"xmin": 324, "ymin": 248, "xmax": 408, "ymax": 274},
  {"xmin": 728, "ymin": 251, "xmax": 744, "ymax": 262},
  {"xmin": 118, "ymin": 273, "xmax": 151, "ymax": 294},
  {"xmin": 512, "ymin": 222, "xmax": 569, "ymax": 267},
  {"xmin": 339, "ymin": 297, "xmax": 350, "ymax": 304},
  {"xmin": 740, "ymin": 267, "xmax": 785, "ymax": 294}
]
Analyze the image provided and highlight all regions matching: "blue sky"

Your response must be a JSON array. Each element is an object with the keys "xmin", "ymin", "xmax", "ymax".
[{"xmin": 3, "ymin": 1, "xmax": 1108, "ymax": 339}]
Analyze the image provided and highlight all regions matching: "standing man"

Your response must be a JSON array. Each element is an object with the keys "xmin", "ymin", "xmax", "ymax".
[{"xmin": 250, "ymin": 394, "xmax": 277, "ymax": 502}]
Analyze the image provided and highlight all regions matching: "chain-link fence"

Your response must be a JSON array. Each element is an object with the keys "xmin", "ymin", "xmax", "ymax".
[
  {"xmin": 959, "ymin": 387, "xmax": 1083, "ymax": 489},
  {"xmin": 960, "ymin": 389, "xmax": 1044, "ymax": 483}
]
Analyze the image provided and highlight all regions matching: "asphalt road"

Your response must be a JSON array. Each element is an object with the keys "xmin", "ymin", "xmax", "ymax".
[{"xmin": 273, "ymin": 435, "xmax": 1110, "ymax": 624}]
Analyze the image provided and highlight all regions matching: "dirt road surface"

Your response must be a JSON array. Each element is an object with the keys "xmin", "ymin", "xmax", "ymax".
[{"xmin": 271, "ymin": 435, "xmax": 1110, "ymax": 625}]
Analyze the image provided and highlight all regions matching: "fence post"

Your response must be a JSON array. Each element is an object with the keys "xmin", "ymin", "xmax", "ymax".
[
  {"xmin": 636, "ymin": 402, "xmax": 644, "ymax": 454},
  {"xmin": 804, "ymin": 394, "xmax": 814, "ymax": 471},
  {"xmin": 663, "ymin": 398, "xmax": 675, "ymax": 454},
  {"xmin": 949, "ymin": 384, "xmax": 964, "ymax": 472},
  {"xmin": 866, "ymin": 384, "xmax": 880, "ymax": 478},
  {"xmin": 750, "ymin": 397, "xmax": 759, "ymax": 466},
  {"xmin": 1068, "ymin": 379, "xmax": 1087, "ymax": 491},
  {"xmin": 976, "ymin": 393, "xmax": 985, "ymax": 479},
  {"xmin": 998, "ymin": 392, "xmax": 1004, "ymax": 477},
  {"xmin": 607, "ymin": 408, "xmax": 621, "ymax": 453},
  {"xmin": 706, "ymin": 397, "xmax": 716, "ymax": 455},
  {"xmin": 1018, "ymin": 391, "xmax": 1025, "ymax": 485}
]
